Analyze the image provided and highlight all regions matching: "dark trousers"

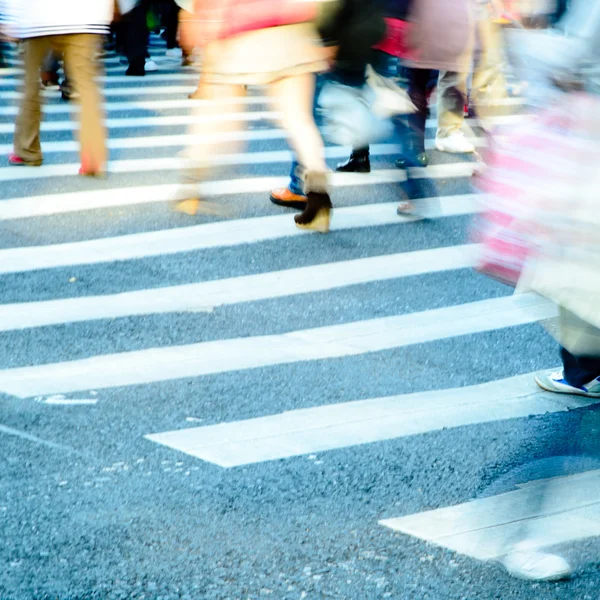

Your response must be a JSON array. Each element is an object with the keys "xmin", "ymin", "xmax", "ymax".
[
  {"xmin": 126, "ymin": 0, "xmax": 150, "ymax": 69},
  {"xmin": 161, "ymin": 0, "xmax": 180, "ymax": 49},
  {"xmin": 562, "ymin": 347, "xmax": 600, "ymax": 388},
  {"xmin": 405, "ymin": 68, "xmax": 438, "ymax": 156}
]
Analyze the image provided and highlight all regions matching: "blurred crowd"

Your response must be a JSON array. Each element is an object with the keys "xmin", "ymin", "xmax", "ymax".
[{"xmin": 1, "ymin": 0, "xmax": 600, "ymax": 584}]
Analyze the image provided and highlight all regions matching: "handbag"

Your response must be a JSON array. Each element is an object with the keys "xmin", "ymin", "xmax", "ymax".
[
  {"xmin": 471, "ymin": 101, "xmax": 578, "ymax": 287},
  {"xmin": 317, "ymin": 80, "xmax": 394, "ymax": 148}
]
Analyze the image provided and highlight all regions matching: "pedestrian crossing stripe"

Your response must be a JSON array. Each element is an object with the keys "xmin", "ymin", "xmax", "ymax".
[
  {"xmin": 0, "ymin": 73, "xmax": 202, "ymax": 86},
  {"xmin": 144, "ymin": 373, "xmax": 593, "ymax": 468},
  {"xmin": 0, "ymin": 125, "xmax": 486, "ymax": 155},
  {"xmin": 0, "ymin": 194, "xmax": 479, "ymax": 273},
  {"xmin": 380, "ymin": 469, "xmax": 600, "ymax": 561},
  {"xmin": 0, "ymin": 293, "xmax": 555, "ymax": 398},
  {"xmin": 0, "ymin": 152, "xmax": 479, "ymax": 183},
  {"xmin": 0, "ymin": 244, "xmax": 476, "ymax": 332},
  {"xmin": 0, "ymin": 111, "xmax": 497, "ymax": 133}
]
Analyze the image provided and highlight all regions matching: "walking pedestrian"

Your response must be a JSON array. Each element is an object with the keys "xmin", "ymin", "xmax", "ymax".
[
  {"xmin": 120, "ymin": 0, "xmax": 158, "ymax": 75},
  {"xmin": 177, "ymin": 0, "xmax": 336, "ymax": 232},
  {"xmin": 268, "ymin": 0, "xmax": 386, "ymax": 210},
  {"xmin": 4, "ymin": 0, "xmax": 112, "ymax": 174}
]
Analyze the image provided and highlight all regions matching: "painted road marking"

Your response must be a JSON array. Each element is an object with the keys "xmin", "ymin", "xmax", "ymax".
[
  {"xmin": 0, "ymin": 293, "xmax": 555, "ymax": 398},
  {"xmin": 380, "ymin": 469, "xmax": 600, "ymax": 560},
  {"xmin": 0, "ymin": 244, "xmax": 476, "ymax": 331},
  {"xmin": 0, "ymin": 127, "xmax": 487, "ymax": 155},
  {"xmin": 145, "ymin": 373, "xmax": 593, "ymax": 467},
  {"xmin": 0, "ymin": 147, "xmax": 480, "ymax": 182},
  {"xmin": 0, "ymin": 193, "xmax": 479, "ymax": 274},
  {"xmin": 0, "ymin": 113, "xmax": 532, "ymax": 134}
]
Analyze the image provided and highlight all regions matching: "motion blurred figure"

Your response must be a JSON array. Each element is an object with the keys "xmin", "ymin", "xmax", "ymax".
[
  {"xmin": 178, "ymin": 0, "xmax": 334, "ymax": 232},
  {"xmin": 3, "ymin": 0, "xmax": 112, "ymax": 174}
]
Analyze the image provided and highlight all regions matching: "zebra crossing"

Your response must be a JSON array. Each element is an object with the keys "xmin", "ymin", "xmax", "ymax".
[{"xmin": 1, "ymin": 35, "xmax": 599, "ymax": 590}]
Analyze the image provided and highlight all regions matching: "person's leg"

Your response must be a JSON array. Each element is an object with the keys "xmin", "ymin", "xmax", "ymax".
[
  {"xmin": 269, "ymin": 73, "xmax": 331, "ymax": 232},
  {"xmin": 270, "ymin": 73, "xmax": 327, "ymax": 208},
  {"xmin": 61, "ymin": 34, "xmax": 107, "ymax": 173},
  {"xmin": 561, "ymin": 347, "xmax": 600, "ymax": 389},
  {"xmin": 471, "ymin": 17, "xmax": 508, "ymax": 129},
  {"xmin": 395, "ymin": 68, "xmax": 440, "ymax": 209},
  {"xmin": 435, "ymin": 70, "xmax": 475, "ymax": 152},
  {"xmin": 163, "ymin": 0, "xmax": 180, "ymax": 50},
  {"xmin": 126, "ymin": 0, "xmax": 149, "ymax": 75},
  {"xmin": 12, "ymin": 37, "xmax": 49, "ymax": 165}
]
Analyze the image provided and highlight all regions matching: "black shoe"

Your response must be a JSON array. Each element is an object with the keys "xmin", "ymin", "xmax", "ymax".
[
  {"xmin": 126, "ymin": 65, "xmax": 145, "ymax": 76},
  {"xmin": 60, "ymin": 81, "xmax": 80, "ymax": 102},
  {"xmin": 395, "ymin": 152, "xmax": 429, "ymax": 170},
  {"xmin": 336, "ymin": 152, "xmax": 371, "ymax": 173}
]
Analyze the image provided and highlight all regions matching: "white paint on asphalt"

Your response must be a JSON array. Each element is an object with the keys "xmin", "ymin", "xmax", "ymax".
[
  {"xmin": 0, "ymin": 147, "xmax": 481, "ymax": 182},
  {"xmin": 145, "ymin": 373, "xmax": 592, "ymax": 467},
  {"xmin": 0, "ymin": 135, "xmax": 487, "ymax": 156},
  {"xmin": 0, "ymin": 73, "xmax": 201, "ymax": 87},
  {"xmin": 380, "ymin": 469, "xmax": 600, "ymax": 560},
  {"xmin": 0, "ymin": 293, "xmax": 556, "ymax": 398},
  {"xmin": 0, "ymin": 244, "xmax": 476, "ymax": 331},
  {"xmin": 0, "ymin": 104, "xmax": 526, "ymax": 128},
  {"xmin": 0, "ymin": 193, "xmax": 479, "ymax": 274}
]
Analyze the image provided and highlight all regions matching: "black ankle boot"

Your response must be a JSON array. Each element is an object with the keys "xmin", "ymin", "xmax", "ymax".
[
  {"xmin": 336, "ymin": 149, "xmax": 371, "ymax": 173},
  {"xmin": 294, "ymin": 171, "xmax": 333, "ymax": 233}
]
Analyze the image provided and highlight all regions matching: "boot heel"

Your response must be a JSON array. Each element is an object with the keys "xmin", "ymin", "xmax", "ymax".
[
  {"xmin": 295, "ymin": 206, "xmax": 331, "ymax": 233},
  {"xmin": 295, "ymin": 171, "xmax": 332, "ymax": 233}
]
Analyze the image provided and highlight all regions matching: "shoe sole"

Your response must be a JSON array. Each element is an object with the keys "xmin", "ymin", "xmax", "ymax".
[
  {"xmin": 335, "ymin": 167, "xmax": 371, "ymax": 174},
  {"xmin": 269, "ymin": 195, "xmax": 307, "ymax": 211},
  {"xmin": 534, "ymin": 375, "xmax": 600, "ymax": 398},
  {"xmin": 9, "ymin": 159, "xmax": 42, "ymax": 167}
]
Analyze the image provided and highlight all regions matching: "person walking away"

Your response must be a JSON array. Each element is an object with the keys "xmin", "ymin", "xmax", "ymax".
[
  {"xmin": 4, "ymin": 0, "xmax": 112, "ymax": 174},
  {"xmin": 268, "ymin": 0, "xmax": 386, "ymax": 209},
  {"xmin": 178, "ymin": 0, "xmax": 334, "ymax": 232},
  {"xmin": 120, "ymin": 0, "xmax": 158, "ymax": 75}
]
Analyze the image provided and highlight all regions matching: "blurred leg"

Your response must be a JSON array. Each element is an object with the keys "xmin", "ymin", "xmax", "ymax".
[
  {"xmin": 436, "ymin": 70, "xmax": 468, "ymax": 138},
  {"xmin": 14, "ymin": 37, "xmax": 50, "ymax": 163},
  {"xmin": 126, "ymin": 0, "xmax": 149, "ymax": 73},
  {"xmin": 472, "ymin": 18, "xmax": 507, "ymax": 128},
  {"xmin": 268, "ymin": 73, "xmax": 326, "ymax": 175},
  {"xmin": 162, "ymin": 0, "xmax": 180, "ymax": 49},
  {"xmin": 61, "ymin": 34, "xmax": 107, "ymax": 172},
  {"xmin": 405, "ymin": 67, "xmax": 432, "ymax": 157},
  {"xmin": 269, "ymin": 73, "xmax": 331, "ymax": 231}
]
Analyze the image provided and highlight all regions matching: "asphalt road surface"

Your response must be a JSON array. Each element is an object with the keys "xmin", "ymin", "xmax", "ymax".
[{"xmin": 1, "ymin": 37, "xmax": 600, "ymax": 600}]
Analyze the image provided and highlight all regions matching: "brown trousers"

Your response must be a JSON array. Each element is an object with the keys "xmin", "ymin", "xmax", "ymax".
[{"xmin": 14, "ymin": 34, "xmax": 107, "ymax": 169}]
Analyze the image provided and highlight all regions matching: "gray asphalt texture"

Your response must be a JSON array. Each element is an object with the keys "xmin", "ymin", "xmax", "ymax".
[{"xmin": 1, "ymin": 39, "xmax": 599, "ymax": 600}]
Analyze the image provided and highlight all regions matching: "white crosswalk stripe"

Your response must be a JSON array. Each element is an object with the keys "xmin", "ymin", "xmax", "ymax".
[
  {"xmin": 2, "ymin": 36, "xmax": 593, "ymax": 575},
  {"xmin": 145, "ymin": 374, "xmax": 594, "ymax": 468},
  {"xmin": 380, "ymin": 469, "xmax": 600, "ymax": 560}
]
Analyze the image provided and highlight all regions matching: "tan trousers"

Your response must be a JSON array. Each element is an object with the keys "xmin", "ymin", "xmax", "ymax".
[{"xmin": 14, "ymin": 34, "xmax": 106, "ymax": 169}]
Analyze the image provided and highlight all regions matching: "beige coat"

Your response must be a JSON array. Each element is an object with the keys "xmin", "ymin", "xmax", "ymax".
[{"xmin": 405, "ymin": 0, "xmax": 475, "ymax": 72}]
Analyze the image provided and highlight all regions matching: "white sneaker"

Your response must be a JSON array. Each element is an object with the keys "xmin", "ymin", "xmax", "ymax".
[
  {"xmin": 145, "ymin": 59, "xmax": 158, "ymax": 72},
  {"xmin": 535, "ymin": 369, "xmax": 600, "ymax": 398},
  {"xmin": 435, "ymin": 131, "xmax": 475, "ymax": 154},
  {"xmin": 499, "ymin": 551, "xmax": 572, "ymax": 581},
  {"xmin": 165, "ymin": 47, "xmax": 182, "ymax": 59}
]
